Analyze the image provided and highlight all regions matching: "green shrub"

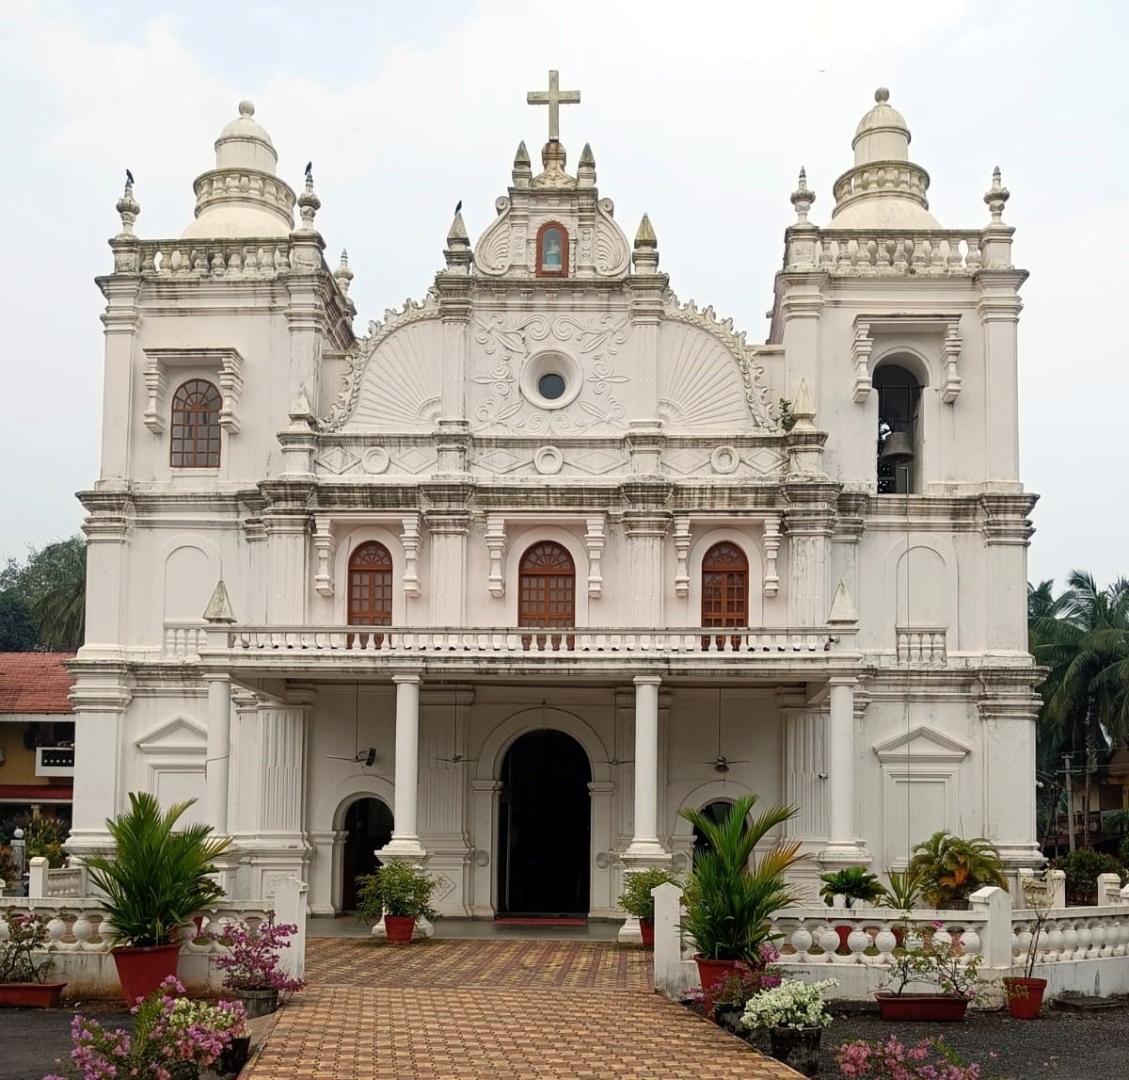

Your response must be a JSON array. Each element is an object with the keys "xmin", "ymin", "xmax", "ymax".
[
  {"xmin": 818, "ymin": 867, "xmax": 887, "ymax": 908},
  {"xmin": 355, "ymin": 861, "xmax": 438, "ymax": 921},
  {"xmin": 908, "ymin": 831, "xmax": 1007, "ymax": 908},
  {"xmin": 25, "ymin": 816, "xmax": 69, "ymax": 868},
  {"xmin": 619, "ymin": 867, "xmax": 680, "ymax": 922},
  {"xmin": 1051, "ymin": 848, "xmax": 1127, "ymax": 906}
]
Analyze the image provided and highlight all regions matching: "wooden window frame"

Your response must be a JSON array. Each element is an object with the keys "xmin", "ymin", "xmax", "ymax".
[
  {"xmin": 169, "ymin": 379, "xmax": 222, "ymax": 468},
  {"xmin": 701, "ymin": 541, "xmax": 749, "ymax": 648},
  {"xmin": 535, "ymin": 221, "xmax": 569, "ymax": 278},
  {"xmin": 518, "ymin": 542, "xmax": 576, "ymax": 630},
  {"xmin": 347, "ymin": 541, "xmax": 394, "ymax": 627}
]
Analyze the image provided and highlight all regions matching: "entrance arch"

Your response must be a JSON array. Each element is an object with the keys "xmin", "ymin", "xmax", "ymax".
[
  {"xmin": 497, "ymin": 730, "xmax": 592, "ymax": 917},
  {"xmin": 339, "ymin": 796, "xmax": 394, "ymax": 911}
]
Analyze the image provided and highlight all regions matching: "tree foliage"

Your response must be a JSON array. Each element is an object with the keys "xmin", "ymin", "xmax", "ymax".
[
  {"xmin": 0, "ymin": 536, "xmax": 86, "ymax": 650},
  {"xmin": 0, "ymin": 592, "xmax": 39, "ymax": 651}
]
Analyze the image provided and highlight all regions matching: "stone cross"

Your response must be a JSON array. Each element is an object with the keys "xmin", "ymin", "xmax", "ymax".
[{"xmin": 527, "ymin": 69, "xmax": 580, "ymax": 142}]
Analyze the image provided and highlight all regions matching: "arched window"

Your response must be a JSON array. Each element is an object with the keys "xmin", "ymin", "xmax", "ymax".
[
  {"xmin": 348, "ymin": 542, "xmax": 393, "ymax": 626},
  {"xmin": 875, "ymin": 363, "xmax": 922, "ymax": 494},
  {"xmin": 170, "ymin": 380, "xmax": 221, "ymax": 468},
  {"xmin": 519, "ymin": 542, "xmax": 575, "ymax": 627},
  {"xmin": 701, "ymin": 542, "xmax": 749, "ymax": 627},
  {"xmin": 536, "ymin": 222, "xmax": 569, "ymax": 278}
]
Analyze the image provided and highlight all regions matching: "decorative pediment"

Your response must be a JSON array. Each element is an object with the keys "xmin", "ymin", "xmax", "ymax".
[
  {"xmin": 873, "ymin": 725, "xmax": 970, "ymax": 764},
  {"xmin": 135, "ymin": 715, "xmax": 208, "ymax": 756}
]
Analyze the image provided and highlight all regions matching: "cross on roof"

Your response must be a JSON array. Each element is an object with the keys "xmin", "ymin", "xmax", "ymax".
[{"xmin": 527, "ymin": 69, "xmax": 581, "ymax": 143}]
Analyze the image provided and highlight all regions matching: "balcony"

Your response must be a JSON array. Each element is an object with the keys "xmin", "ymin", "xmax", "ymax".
[
  {"xmin": 203, "ymin": 625, "xmax": 856, "ymax": 678},
  {"xmin": 35, "ymin": 746, "xmax": 75, "ymax": 778}
]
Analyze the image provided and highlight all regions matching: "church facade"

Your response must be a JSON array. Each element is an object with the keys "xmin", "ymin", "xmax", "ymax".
[{"xmin": 68, "ymin": 77, "xmax": 1042, "ymax": 921}]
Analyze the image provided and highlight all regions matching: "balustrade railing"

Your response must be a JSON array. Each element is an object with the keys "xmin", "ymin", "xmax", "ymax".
[
  {"xmin": 895, "ymin": 626, "xmax": 948, "ymax": 664},
  {"xmin": 221, "ymin": 625, "xmax": 831, "ymax": 657},
  {"xmin": 163, "ymin": 621, "xmax": 207, "ymax": 659},
  {"xmin": 138, "ymin": 239, "xmax": 292, "ymax": 278},
  {"xmin": 811, "ymin": 231, "xmax": 982, "ymax": 275}
]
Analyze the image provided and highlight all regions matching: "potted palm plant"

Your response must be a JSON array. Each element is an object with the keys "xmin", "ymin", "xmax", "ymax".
[
  {"xmin": 355, "ymin": 861, "xmax": 438, "ymax": 943},
  {"xmin": 908, "ymin": 832, "xmax": 1007, "ymax": 910},
  {"xmin": 83, "ymin": 792, "xmax": 231, "ymax": 1006},
  {"xmin": 820, "ymin": 867, "xmax": 888, "ymax": 954},
  {"xmin": 618, "ymin": 867, "xmax": 680, "ymax": 948},
  {"xmin": 0, "ymin": 911, "xmax": 66, "ymax": 1007},
  {"xmin": 679, "ymin": 793, "xmax": 804, "ymax": 1015}
]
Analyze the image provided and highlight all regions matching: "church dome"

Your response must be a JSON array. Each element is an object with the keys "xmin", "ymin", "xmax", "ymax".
[
  {"xmin": 181, "ymin": 100, "xmax": 296, "ymax": 239},
  {"xmin": 829, "ymin": 88, "xmax": 940, "ymax": 231}
]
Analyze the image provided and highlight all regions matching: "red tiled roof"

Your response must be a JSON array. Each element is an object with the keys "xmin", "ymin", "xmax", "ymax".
[
  {"xmin": 0, "ymin": 784, "xmax": 73, "ymax": 802},
  {"xmin": 0, "ymin": 653, "xmax": 76, "ymax": 714}
]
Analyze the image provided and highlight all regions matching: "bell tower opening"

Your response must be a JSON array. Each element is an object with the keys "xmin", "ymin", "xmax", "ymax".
[{"xmin": 875, "ymin": 363, "xmax": 921, "ymax": 494}]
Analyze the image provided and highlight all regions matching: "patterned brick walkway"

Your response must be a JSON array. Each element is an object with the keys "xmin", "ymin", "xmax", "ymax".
[{"xmin": 246, "ymin": 938, "xmax": 802, "ymax": 1079}]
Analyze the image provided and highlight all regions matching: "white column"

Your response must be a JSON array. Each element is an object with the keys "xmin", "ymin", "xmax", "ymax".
[
  {"xmin": 821, "ymin": 678, "xmax": 867, "ymax": 864},
  {"xmin": 382, "ymin": 674, "xmax": 426, "ymax": 858},
  {"xmin": 205, "ymin": 673, "xmax": 232, "ymax": 835},
  {"xmin": 624, "ymin": 676, "xmax": 666, "ymax": 859}
]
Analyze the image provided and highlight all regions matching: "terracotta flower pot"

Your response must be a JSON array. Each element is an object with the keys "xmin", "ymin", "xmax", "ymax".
[
  {"xmin": 384, "ymin": 915, "xmax": 417, "ymax": 944},
  {"xmin": 639, "ymin": 919, "xmax": 655, "ymax": 949},
  {"xmin": 0, "ymin": 982, "xmax": 67, "ymax": 1008},
  {"xmin": 1003, "ymin": 976, "xmax": 1047, "ymax": 1019},
  {"xmin": 111, "ymin": 942, "xmax": 182, "ymax": 1007},
  {"xmin": 770, "ymin": 1026, "xmax": 823, "ymax": 1077},
  {"xmin": 875, "ymin": 992, "xmax": 969, "ymax": 1022},
  {"xmin": 693, "ymin": 956, "xmax": 741, "ymax": 1016}
]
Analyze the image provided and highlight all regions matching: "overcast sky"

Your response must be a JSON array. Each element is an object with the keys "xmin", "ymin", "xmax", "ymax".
[{"xmin": 0, "ymin": 0, "xmax": 1125, "ymax": 589}]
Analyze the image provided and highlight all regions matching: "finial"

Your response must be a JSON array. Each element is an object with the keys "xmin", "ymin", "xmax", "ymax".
[
  {"xmin": 447, "ymin": 207, "xmax": 469, "ymax": 246},
  {"xmin": 238, "ymin": 99, "xmax": 255, "ymax": 117},
  {"xmin": 444, "ymin": 203, "xmax": 472, "ymax": 273},
  {"xmin": 289, "ymin": 383, "xmax": 314, "ymax": 424},
  {"xmin": 790, "ymin": 166, "xmax": 816, "ymax": 225},
  {"xmin": 297, "ymin": 163, "xmax": 321, "ymax": 230},
  {"xmin": 632, "ymin": 213, "xmax": 659, "ymax": 274},
  {"xmin": 578, "ymin": 142, "xmax": 596, "ymax": 186},
  {"xmin": 984, "ymin": 165, "xmax": 1010, "ymax": 224},
  {"xmin": 875, "ymin": 87, "xmax": 890, "ymax": 103},
  {"xmin": 334, "ymin": 248, "xmax": 354, "ymax": 295},
  {"xmin": 115, "ymin": 171, "xmax": 141, "ymax": 237},
  {"xmin": 512, "ymin": 140, "xmax": 532, "ymax": 186},
  {"xmin": 790, "ymin": 379, "xmax": 817, "ymax": 430},
  {"xmin": 203, "ymin": 580, "xmax": 236, "ymax": 624}
]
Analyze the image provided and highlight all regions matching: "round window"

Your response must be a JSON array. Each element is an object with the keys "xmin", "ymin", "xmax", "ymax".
[{"xmin": 538, "ymin": 372, "xmax": 566, "ymax": 400}]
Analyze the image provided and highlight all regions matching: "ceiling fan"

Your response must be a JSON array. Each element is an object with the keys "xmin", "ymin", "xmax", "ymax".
[
  {"xmin": 701, "ymin": 689, "xmax": 748, "ymax": 774},
  {"xmin": 326, "ymin": 683, "xmax": 377, "ymax": 768},
  {"xmin": 435, "ymin": 691, "xmax": 476, "ymax": 765},
  {"xmin": 598, "ymin": 715, "xmax": 633, "ymax": 766}
]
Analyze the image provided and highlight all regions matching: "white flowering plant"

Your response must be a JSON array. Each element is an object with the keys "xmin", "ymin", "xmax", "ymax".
[{"xmin": 740, "ymin": 977, "xmax": 838, "ymax": 1032}]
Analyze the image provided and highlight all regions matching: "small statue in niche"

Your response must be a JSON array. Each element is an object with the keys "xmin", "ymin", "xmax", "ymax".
[{"xmin": 540, "ymin": 227, "xmax": 564, "ymax": 273}]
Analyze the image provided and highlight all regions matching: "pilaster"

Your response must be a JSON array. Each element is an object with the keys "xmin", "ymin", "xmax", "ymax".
[
  {"xmin": 980, "ymin": 493, "xmax": 1038, "ymax": 656},
  {"xmin": 621, "ymin": 483, "xmax": 671, "ymax": 626},
  {"xmin": 95, "ymin": 275, "xmax": 142, "ymax": 483},
  {"xmin": 79, "ymin": 492, "xmax": 132, "ymax": 654},
  {"xmin": 782, "ymin": 483, "xmax": 838, "ymax": 627},
  {"xmin": 261, "ymin": 481, "xmax": 314, "ymax": 625},
  {"xmin": 423, "ymin": 484, "xmax": 473, "ymax": 625}
]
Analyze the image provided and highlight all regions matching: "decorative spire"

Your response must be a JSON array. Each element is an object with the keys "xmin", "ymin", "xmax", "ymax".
[
  {"xmin": 790, "ymin": 378, "xmax": 817, "ymax": 431},
  {"xmin": 632, "ymin": 213, "xmax": 659, "ymax": 274},
  {"xmin": 578, "ymin": 142, "xmax": 596, "ymax": 187},
  {"xmin": 289, "ymin": 382, "xmax": 314, "ymax": 425},
  {"xmin": 115, "ymin": 173, "xmax": 141, "ymax": 237},
  {"xmin": 203, "ymin": 580, "xmax": 236, "ymax": 624},
  {"xmin": 790, "ymin": 166, "xmax": 815, "ymax": 226},
  {"xmin": 512, "ymin": 140, "xmax": 532, "ymax": 186},
  {"xmin": 444, "ymin": 204, "xmax": 472, "ymax": 274},
  {"xmin": 297, "ymin": 164, "xmax": 321, "ymax": 231},
  {"xmin": 334, "ymin": 248, "xmax": 354, "ymax": 296},
  {"xmin": 984, "ymin": 165, "xmax": 1010, "ymax": 224}
]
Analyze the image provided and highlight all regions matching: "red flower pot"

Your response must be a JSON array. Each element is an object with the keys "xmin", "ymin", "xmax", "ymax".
[
  {"xmin": 693, "ymin": 956, "xmax": 741, "ymax": 1016},
  {"xmin": 1003, "ymin": 976, "xmax": 1047, "ymax": 1019},
  {"xmin": 0, "ymin": 982, "xmax": 67, "ymax": 1008},
  {"xmin": 639, "ymin": 919, "xmax": 655, "ymax": 949},
  {"xmin": 384, "ymin": 915, "xmax": 417, "ymax": 944},
  {"xmin": 875, "ymin": 992, "xmax": 970, "ymax": 1022},
  {"xmin": 111, "ymin": 942, "xmax": 182, "ymax": 1007}
]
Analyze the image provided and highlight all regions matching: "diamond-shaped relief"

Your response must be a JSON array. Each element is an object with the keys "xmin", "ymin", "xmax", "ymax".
[
  {"xmin": 474, "ymin": 449, "xmax": 528, "ymax": 474},
  {"xmin": 664, "ymin": 450, "xmax": 711, "ymax": 476},
  {"xmin": 314, "ymin": 447, "xmax": 360, "ymax": 475},
  {"xmin": 430, "ymin": 872, "xmax": 457, "ymax": 902},
  {"xmin": 392, "ymin": 448, "xmax": 437, "ymax": 474},
  {"xmin": 568, "ymin": 449, "xmax": 625, "ymax": 475},
  {"xmin": 742, "ymin": 449, "xmax": 785, "ymax": 475}
]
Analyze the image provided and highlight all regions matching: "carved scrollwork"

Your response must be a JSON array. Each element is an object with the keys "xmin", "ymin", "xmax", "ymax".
[
  {"xmin": 473, "ymin": 197, "xmax": 513, "ymax": 276},
  {"xmin": 594, "ymin": 198, "xmax": 630, "ymax": 277}
]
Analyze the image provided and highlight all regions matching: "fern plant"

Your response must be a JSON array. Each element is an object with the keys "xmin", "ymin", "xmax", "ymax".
[
  {"xmin": 678, "ymin": 793, "xmax": 804, "ymax": 965},
  {"xmin": 908, "ymin": 831, "xmax": 1007, "ymax": 909},
  {"xmin": 819, "ymin": 867, "xmax": 888, "ymax": 908},
  {"xmin": 83, "ymin": 792, "xmax": 231, "ymax": 948}
]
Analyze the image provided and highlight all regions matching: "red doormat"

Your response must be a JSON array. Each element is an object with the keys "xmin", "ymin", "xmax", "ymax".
[{"xmin": 494, "ymin": 917, "xmax": 587, "ymax": 926}]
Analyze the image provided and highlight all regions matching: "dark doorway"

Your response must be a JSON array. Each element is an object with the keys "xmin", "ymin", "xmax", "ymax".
[
  {"xmin": 497, "ymin": 730, "xmax": 591, "ymax": 917},
  {"xmin": 692, "ymin": 800, "xmax": 740, "ymax": 865},
  {"xmin": 341, "ymin": 797, "xmax": 394, "ymax": 911}
]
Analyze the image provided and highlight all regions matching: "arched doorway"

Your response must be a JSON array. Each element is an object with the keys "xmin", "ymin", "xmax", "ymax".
[
  {"xmin": 693, "ymin": 800, "xmax": 741, "ymax": 865},
  {"xmin": 340, "ymin": 797, "xmax": 394, "ymax": 911},
  {"xmin": 497, "ymin": 730, "xmax": 591, "ymax": 917}
]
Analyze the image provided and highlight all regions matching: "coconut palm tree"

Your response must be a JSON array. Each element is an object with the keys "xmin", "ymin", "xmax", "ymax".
[{"xmin": 1031, "ymin": 572, "xmax": 1129, "ymax": 835}]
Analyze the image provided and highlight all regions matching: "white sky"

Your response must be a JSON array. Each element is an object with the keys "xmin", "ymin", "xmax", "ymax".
[{"xmin": 0, "ymin": 0, "xmax": 1125, "ymax": 589}]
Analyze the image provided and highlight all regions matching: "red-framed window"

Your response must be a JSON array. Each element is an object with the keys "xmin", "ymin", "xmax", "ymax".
[
  {"xmin": 701, "ymin": 542, "xmax": 749, "ymax": 627},
  {"xmin": 348, "ymin": 541, "xmax": 393, "ymax": 626},
  {"xmin": 518, "ymin": 542, "xmax": 575, "ymax": 627},
  {"xmin": 170, "ymin": 380, "xmax": 221, "ymax": 468},
  {"xmin": 535, "ymin": 221, "xmax": 569, "ymax": 278}
]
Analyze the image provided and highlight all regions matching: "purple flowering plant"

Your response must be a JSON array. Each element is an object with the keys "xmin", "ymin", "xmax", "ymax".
[
  {"xmin": 43, "ymin": 976, "xmax": 246, "ymax": 1080},
  {"xmin": 835, "ymin": 1035, "xmax": 987, "ymax": 1080},
  {"xmin": 212, "ymin": 913, "xmax": 306, "ymax": 994}
]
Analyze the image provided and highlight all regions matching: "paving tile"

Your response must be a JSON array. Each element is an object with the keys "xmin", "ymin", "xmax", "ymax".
[{"xmin": 247, "ymin": 939, "xmax": 801, "ymax": 1079}]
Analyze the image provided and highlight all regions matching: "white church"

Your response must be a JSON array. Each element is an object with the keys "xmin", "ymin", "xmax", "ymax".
[{"xmin": 67, "ymin": 75, "xmax": 1042, "ymax": 922}]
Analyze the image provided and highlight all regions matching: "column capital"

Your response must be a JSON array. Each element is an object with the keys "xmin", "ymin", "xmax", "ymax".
[
  {"xmin": 828, "ymin": 675, "xmax": 858, "ymax": 690},
  {"xmin": 392, "ymin": 671, "xmax": 423, "ymax": 685},
  {"xmin": 633, "ymin": 674, "xmax": 663, "ymax": 687}
]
